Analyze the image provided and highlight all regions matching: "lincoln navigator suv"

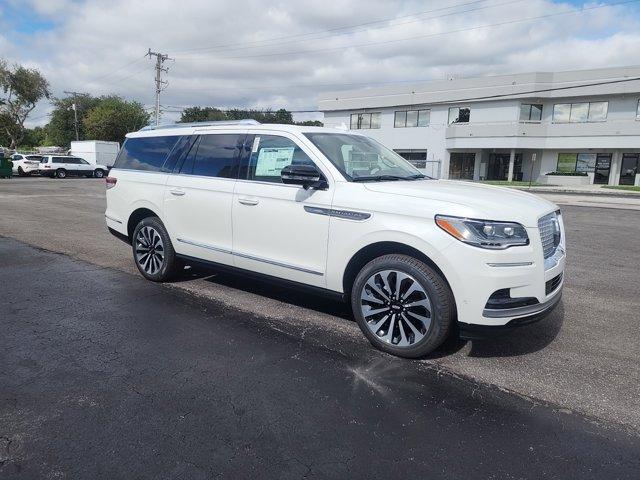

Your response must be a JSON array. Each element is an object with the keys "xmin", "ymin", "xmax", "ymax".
[{"xmin": 105, "ymin": 120, "xmax": 565, "ymax": 358}]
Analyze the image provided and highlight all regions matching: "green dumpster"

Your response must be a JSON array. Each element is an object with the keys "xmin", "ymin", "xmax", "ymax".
[{"xmin": 0, "ymin": 152, "xmax": 12, "ymax": 178}]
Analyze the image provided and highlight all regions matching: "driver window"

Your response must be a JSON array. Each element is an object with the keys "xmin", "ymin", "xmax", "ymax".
[{"xmin": 246, "ymin": 135, "xmax": 314, "ymax": 183}]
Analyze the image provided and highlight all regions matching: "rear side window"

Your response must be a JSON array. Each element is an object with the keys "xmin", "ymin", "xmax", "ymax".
[
  {"xmin": 179, "ymin": 134, "xmax": 243, "ymax": 178},
  {"xmin": 245, "ymin": 135, "xmax": 314, "ymax": 183},
  {"xmin": 53, "ymin": 157, "xmax": 67, "ymax": 164},
  {"xmin": 114, "ymin": 136, "xmax": 179, "ymax": 171}
]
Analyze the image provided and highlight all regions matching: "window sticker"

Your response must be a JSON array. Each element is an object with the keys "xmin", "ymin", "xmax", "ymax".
[
  {"xmin": 252, "ymin": 136, "xmax": 260, "ymax": 153},
  {"xmin": 254, "ymin": 147, "xmax": 295, "ymax": 177}
]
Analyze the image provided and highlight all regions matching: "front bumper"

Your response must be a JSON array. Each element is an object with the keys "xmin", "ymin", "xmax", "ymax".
[{"xmin": 438, "ymin": 213, "xmax": 566, "ymax": 328}]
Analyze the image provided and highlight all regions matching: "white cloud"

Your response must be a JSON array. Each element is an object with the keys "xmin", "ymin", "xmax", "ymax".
[{"xmin": 2, "ymin": 0, "xmax": 638, "ymax": 127}]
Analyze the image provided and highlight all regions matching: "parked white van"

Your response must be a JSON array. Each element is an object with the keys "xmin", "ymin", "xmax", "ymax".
[{"xmin": 105, "ymin": 120, "xmax": 565, "ymax": 357}]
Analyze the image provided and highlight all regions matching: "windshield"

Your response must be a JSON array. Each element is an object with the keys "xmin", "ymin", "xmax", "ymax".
[{"xmin": 303, "ymin": 132, "xmax": 426, "ymax": 181}]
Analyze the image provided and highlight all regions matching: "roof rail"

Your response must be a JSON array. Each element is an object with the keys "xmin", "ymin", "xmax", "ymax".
[{"xmin": 139, "ymin": 119, "xmax": 261, "ymax": 131}]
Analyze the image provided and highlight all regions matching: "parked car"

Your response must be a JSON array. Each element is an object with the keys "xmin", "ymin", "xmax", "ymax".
[
  {"xmin": 105, "ymin": 120, "xmax": 566, "ymax": 358},
  {"xmin": 11, "ymin": 153, "xmax": 43, "ymax": 176},
  {"xmin": 40, "ymin": 155, "xmax": 109, "ymax": 179}
]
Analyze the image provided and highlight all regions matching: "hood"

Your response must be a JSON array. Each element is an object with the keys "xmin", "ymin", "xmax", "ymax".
[{"xmin": 362, "ymin": 180, "xmax": 557, "ymax": 227}]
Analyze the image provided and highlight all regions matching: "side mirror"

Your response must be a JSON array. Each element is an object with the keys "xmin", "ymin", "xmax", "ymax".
[{"xmin": 281, "ymin": 164, "xmax": 328, "ymax": 190}]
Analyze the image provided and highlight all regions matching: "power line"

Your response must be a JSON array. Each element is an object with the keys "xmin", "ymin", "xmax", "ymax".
[
  {"xmin": 163, "ymin": 75, "xmax": 640, "ymax": 114},
  {"xmin": 172, "ymin": 0, "xmax": 512, "ymax": 55},
  {"xmin": 84, "ymin": 56, "xmax": 147, "ymax": 84},
  {"xmin": 208, "ymin": 0, "xmax": 640, "ymax": 60}
]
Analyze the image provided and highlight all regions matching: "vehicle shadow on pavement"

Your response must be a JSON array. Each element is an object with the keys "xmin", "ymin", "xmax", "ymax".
[
  {"xmin": 181, "ymin": 264, "xmax": 468, "ymax": 357},
  {"xmin": 464, "ymin": 302, "xmax": 565, "ymax": 358},
  {"xmin": 182, "ymin": 264, "xmax": 353, "ymax": 319},
  {"xmin": 174, "ymin": 264, "xmax": 560, "ymax": 359}
]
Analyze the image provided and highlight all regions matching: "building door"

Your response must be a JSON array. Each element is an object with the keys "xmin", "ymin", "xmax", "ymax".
[
  {"xmin": 593, "ymin": 154, "xmax": 611, "ymax": 185},
  {"xmin": 486, "ymin": 153, "xmax": 523, "ymax": 181},
  {"xmin": 449, "ymin": 153, "xmax": 475, "ymax": 180},
  {"xmin": 619, "ymin": 153, "xmax": 639, "ymax": 185}
]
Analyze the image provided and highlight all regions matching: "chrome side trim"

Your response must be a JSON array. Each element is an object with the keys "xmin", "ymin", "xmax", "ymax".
[
  {"xmin": 176, "ymin": 237, "xmax": 232, "ymax": 255},
  {"xmin": 234, "ymin": 251, "xmax": 324, "ymax": 276},
  {"xmin": 304, "ymin": 206, "xmax": 371, "ymax": 221},
  {"xmin": 105, "ymin": 214, "xmax": 122, "ymax": 224},
  {"xmin": 176, "ymin": 238, "xmax": 323, "ymax": 276},
  {"xmin": 483, "ymin": 285, "xmax": 563, "ymax": 319},
  {"xmin": 487, "ymin": 262, "xmax": 534, "ymax": 267}
]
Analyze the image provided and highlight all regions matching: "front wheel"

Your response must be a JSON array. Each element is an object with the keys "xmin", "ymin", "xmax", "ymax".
[
  {"xmin": 351, "ymin": 254, "xmax": 454, "ymax": 358},
  {"xmin": 93, "ymin": 169, "xmax": 105, "ymax": 178},
  {"xmin": 132, "ymin": 217, "xmax": 181, "ymax": 282},
  {"xmin": 55, "ymin": 169, "xmax": 67, "ymax": 179}
]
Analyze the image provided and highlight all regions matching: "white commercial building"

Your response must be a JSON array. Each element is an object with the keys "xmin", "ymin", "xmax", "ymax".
[{"xmin": 319, "ymin": 66, "xmax": 640, "ymax": 186}]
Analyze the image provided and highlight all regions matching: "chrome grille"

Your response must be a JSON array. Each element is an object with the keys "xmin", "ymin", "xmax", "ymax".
[{"xmin": 538, "ymin": 212, "xmax": 559, "ymax": 259}]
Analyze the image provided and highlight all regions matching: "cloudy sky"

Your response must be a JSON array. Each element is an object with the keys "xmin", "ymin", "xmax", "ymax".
[{"xmin": 2, "ymin": 0, "xmax": 640, "ymax": 126}]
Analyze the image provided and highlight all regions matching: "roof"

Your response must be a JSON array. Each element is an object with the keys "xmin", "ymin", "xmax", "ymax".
[
  {"xmin": 318, "ymin": 65, "xmax": 640, "ymax": 111},
  {"xmin": 126, "ymin": 123, "xmax": 350, "ymax": 138}
]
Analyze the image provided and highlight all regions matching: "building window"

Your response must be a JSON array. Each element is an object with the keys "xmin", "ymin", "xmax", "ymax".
[
  {"xmin": 350, "ymin": 112, "xmax": 381, "ymax": 130},
  {"xmin": 519, "ymin": 104, "xmax": 543, "ymax": 122},
  {"xmin": 636, "ymin": 100, "xmax": 640, "ymax": 119},
  {"xmin": 552, "ymin": 102, "xmax": 608, "ymax": 123},
  {"xmin": 448, "ymin": 107, "xmax": 470, "ymax": 124},
  {"xmin": 394, "ymin": 109, "xmax": 430, "ymax": 128},
  {"xmin": 395, "ymin": 150, "xmax": 427, "ymax": 168},
  {"xmin": 556, "ymin": 152, "xmax": 600, "ymax": 173}
]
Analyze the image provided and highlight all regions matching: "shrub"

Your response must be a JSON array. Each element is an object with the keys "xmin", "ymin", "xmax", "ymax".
[{"xmin": 545, "ymin": 171, "xmax": 588, "ymax": 176}]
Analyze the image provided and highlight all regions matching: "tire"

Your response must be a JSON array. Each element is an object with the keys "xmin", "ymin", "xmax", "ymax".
[
  {"xmin": 55, "ymin": 169, "xmax": 67, "ymax": 179},
  {"xmin": 93, "ymin": 169, "xmax": 105, "ymax": 178},
  {"xmin": 18, "ymin": 167, "xmax": 25, "ymax": 176},
  {"xmin": 131, "ymin": 216, "xmax": 181, "ymax": 282},
  {"xmin": 351, "ymin": 254, "xmax": 454, "ymax": 358}
]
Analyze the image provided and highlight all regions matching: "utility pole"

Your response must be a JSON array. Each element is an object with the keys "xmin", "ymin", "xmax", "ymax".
[
  {"xmin": 146, "ymin": 49, "xmax": 173, "ymax": 126},
  {"xmin": 63, "ymin": 91, "xmax": 83, "ymax": 141}
]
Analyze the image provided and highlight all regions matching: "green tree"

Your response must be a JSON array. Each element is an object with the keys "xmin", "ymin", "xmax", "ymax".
[
  {"xmin": 295, "ymin": 120, "xmax": 323, "ymax": 127},
  {"xmin": 22, "ymin": 126, "xmax": 47, "ymax": 148},
  {"xmin": 46, "ymin": 94, "xmax": 100, "ymax": 147},
  {"xmin": 180, "ymin": 106, "xmax": 297, "ymax": 125},
  {"xmin": 83, "ymin": 96, "xmax": 150, "ymax": 144},
  {"xmin": 0, "ymin": 60, "xmax": 50, "ymax": 149},
  {"xmin": 180, "ymin": 106, "xmax": 227, "ymax": 122}
]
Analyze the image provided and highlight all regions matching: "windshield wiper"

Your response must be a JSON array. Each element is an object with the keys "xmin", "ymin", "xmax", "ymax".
[{"xmin": 352, "ymin": 174, "xmax": 426, "ymax": 182}]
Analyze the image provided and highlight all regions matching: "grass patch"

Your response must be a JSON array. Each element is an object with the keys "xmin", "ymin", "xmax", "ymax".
[
  {"xmin": 602, "ymin": 185, "xmax": 640, "ymax": 192},
  {"xmin": 481, "ymin": 180, "xmax": 547, "ymax": 187}
]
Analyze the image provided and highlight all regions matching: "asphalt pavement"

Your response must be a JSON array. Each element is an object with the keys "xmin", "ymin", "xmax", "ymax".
[
  {"xmin": 2, "ymin": 238, "xmax": 640, "ymax": 479},
  {"xmin": 1, "ymin": 177, "xmax": 639, "ymax": 434}
]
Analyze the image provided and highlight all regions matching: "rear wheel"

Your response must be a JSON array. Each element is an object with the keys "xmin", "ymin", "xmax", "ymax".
[
  {"xmin": 93, "ymin": 169, "xmax": 105, "ymax": 178},
  {"xmin": 351, "ymin": 254, "xmax": 454, "ymax": 358},
  {"xmin": 132, "ymin": 217, "xmax": 181, "ymax": 282},
  {"xmin": 55, "ymin": 169, "xmax": 67, "ymax": 179}
]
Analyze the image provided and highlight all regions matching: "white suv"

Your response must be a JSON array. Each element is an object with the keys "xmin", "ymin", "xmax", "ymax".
[
  {"xmin": 11, "ymin": 153, "xmax": 42, "ymax": 175},
  {"xmin": 39, "ymin": 155, "xmax": 108, "ymax": 179},
  {"xmin": 105, "ymin": 120, "xmax": 565, "ymax": 358}
]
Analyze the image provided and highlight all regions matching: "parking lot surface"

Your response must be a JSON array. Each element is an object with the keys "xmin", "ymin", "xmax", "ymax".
[
  {"xmin": 2, "ymin": 238, "xmax": 640, "ymax": 479},
  {"xmin": 1, "ymin": 177, "xmax": 639, "ymax": 433}
]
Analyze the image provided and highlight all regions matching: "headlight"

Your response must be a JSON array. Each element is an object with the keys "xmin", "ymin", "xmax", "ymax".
[{"xmin": 435, "ymin": 215, "xmax": 529, "ymax": 249}]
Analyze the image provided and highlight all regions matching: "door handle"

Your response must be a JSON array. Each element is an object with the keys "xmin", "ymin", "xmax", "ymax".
[
  {"xmin": 170, "ymin": 188, "xmax": 185, "ymax": 196},
  {"xmin": 238, "ymin": 198, "xmax": 259, "ymax": 206}
]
